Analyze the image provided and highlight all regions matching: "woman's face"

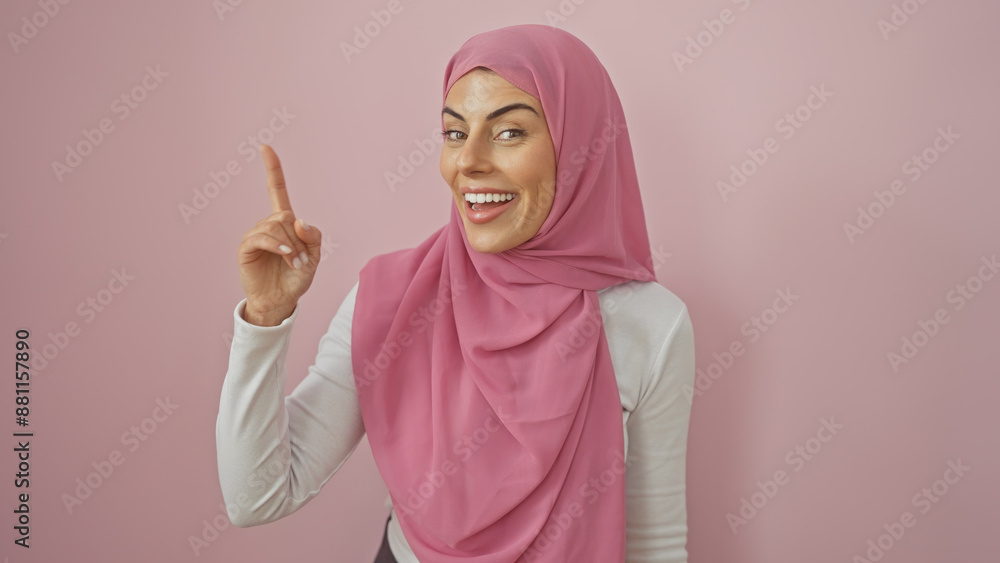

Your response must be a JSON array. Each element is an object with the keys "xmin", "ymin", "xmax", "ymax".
[{"xmin": 440, "ymin": 68, "xmax": 556, "ymax": 254}]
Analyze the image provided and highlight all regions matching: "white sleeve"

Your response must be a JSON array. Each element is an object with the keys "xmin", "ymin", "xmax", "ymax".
[
  {"xmin": 215, "ymin": 282, "xmax": 366, "ymax": 527},
  {"xmin": 625, "ymin": 306, "xmax": 695, "ymax": 562}
]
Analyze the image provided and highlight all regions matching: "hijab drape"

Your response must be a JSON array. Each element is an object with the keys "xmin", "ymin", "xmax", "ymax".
[{"xmin": 352, "ymin": 23, "xmax": 655, "ymax": 561}]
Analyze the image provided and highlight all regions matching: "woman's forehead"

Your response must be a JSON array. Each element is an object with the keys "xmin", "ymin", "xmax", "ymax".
[{"xmin": 444, "ymin": 69, "xmax": 541, "ymax": 115}]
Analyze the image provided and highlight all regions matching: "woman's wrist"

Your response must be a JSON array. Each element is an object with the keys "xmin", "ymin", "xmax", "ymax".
[{"xmin": 243, "ymin": 300, "xmax": 296, "ymax": 327}]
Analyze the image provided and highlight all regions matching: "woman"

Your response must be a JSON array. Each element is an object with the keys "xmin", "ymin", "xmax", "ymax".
[{"xmin": 217, "ymin": 24, "xmax": 695, "ymax": 562}]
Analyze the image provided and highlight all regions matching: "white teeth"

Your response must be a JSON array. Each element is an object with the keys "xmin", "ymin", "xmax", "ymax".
[{"xmin": 464, "ymin": 193, "xmax": 514, "ymax": 203}]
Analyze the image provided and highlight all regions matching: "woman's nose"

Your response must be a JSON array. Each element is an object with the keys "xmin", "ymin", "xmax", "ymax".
[{"xmin": 455, "ymin": 131, "xmax": 494, "ymax": 176}]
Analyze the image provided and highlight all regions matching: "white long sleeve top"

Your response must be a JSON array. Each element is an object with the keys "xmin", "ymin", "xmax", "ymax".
[{"xmin": 216, "ymin": 279, "xmax": 694, "ymax": 562}]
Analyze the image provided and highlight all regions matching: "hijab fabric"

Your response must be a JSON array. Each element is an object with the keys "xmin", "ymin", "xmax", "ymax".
[{"xmin": 351, "ymin": 23, "xmax": 655, "ymax": 561}]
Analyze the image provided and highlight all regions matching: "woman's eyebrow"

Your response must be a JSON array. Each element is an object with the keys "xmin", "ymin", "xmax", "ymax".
[{"xmin": 442, "ymin": 103, "xmax": 539, "ymax": 122}]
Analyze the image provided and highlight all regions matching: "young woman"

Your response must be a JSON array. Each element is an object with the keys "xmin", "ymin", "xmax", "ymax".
[{"xmin": 217, "ymin": 24, "xmax": 695, "ymax": 562}]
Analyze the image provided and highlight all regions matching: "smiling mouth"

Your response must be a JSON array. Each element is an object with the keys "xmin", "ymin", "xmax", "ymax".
[{"xmin": 464, "ymin": 192, "xmax": 516, "ymax": 211}]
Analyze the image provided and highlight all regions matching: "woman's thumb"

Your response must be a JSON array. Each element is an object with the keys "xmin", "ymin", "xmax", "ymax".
[{"xmin": 295, "ymin": 218, "xmax": 322, "ymax": 252}]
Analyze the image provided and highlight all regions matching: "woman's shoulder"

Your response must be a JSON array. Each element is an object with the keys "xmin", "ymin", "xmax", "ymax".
[
  {"xmin": 596, "ymin": 280, "xmax": 693, "ymax": 411},
  {"xmin": 597, "ymin": 280, "xmax": 692, "ymax": 366},
  {"xmin": 597, "ymin": 280, "xmax": 690, "ymax": 332}
]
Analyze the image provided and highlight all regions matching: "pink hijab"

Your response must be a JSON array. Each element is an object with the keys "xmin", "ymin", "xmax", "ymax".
[{"xmin": 352, "ymin": 24, "xmax": 655, "ymax": 561}]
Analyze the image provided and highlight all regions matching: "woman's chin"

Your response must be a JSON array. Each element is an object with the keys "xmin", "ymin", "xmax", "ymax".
[
  {"xmin": 466, "ymin": 234, "xmax": 507, "ymax": 254},
  {"xmin": 464, "ymin": 226, "xmax": 524, "ymax": 254}
]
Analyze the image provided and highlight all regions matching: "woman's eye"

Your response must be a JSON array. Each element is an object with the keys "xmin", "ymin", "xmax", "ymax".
[
  {"xmin": 497, "ymin": 129, "xmax": 525, "ymax": 141},
  {"xmin": 441, "ymin": 128, "xmax": 525, "ymax": 142}
]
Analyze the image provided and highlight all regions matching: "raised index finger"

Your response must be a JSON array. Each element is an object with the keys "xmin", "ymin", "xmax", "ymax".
[{"xmin": 260, "ymin": 144, "xmax": 292, "ymax": 213}]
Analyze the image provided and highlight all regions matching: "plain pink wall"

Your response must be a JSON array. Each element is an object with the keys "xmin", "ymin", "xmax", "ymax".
[{"xmin": 2, "ymin": 1, "xmax": 997, "ymax": 561}]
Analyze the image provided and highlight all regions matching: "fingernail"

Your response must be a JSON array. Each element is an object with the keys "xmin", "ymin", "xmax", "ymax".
[
  {"xmin": 292, "ymin": 256, "xmax": 302, "ymax": 270},
  {"xmin": 279, "ymin": 244, "xmax": 293, "ymax": 254},
  {"xmin": 301, "ymin": 219, "xmax": 310, "ymax": 231},
  {"xmin": 299, "ymin": 251, "xmax": 309, "ymax": 266}
]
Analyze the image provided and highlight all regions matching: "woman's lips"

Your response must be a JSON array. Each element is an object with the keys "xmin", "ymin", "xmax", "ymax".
[{"xmin": 464, "ymin": 194, "xmax": 516, "ymax": 224}]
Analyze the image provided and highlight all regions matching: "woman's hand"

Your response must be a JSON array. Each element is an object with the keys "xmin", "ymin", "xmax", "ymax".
[{"xmin": 237, "ymin": 144, "xmax": 323, "ymax": 326}]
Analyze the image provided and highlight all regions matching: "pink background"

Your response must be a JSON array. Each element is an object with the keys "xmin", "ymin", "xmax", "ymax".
[{"xmin": 2, "ymin": 0, "xmax": 997, "ymax": 561}]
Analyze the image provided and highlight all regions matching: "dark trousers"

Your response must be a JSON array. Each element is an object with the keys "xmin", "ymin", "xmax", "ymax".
[{"xmin": 373, "ymin": 515, "xmax": 398, "ymax": 563}]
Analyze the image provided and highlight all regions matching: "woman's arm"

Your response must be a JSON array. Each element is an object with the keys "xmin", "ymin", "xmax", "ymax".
[
  {"xmin": 215, "ymin": 282, "xmax": 366, "ymax": 527},
  {"xmin": 624, "ymin": 302, "xmax": 696, "ymax": 562}
]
